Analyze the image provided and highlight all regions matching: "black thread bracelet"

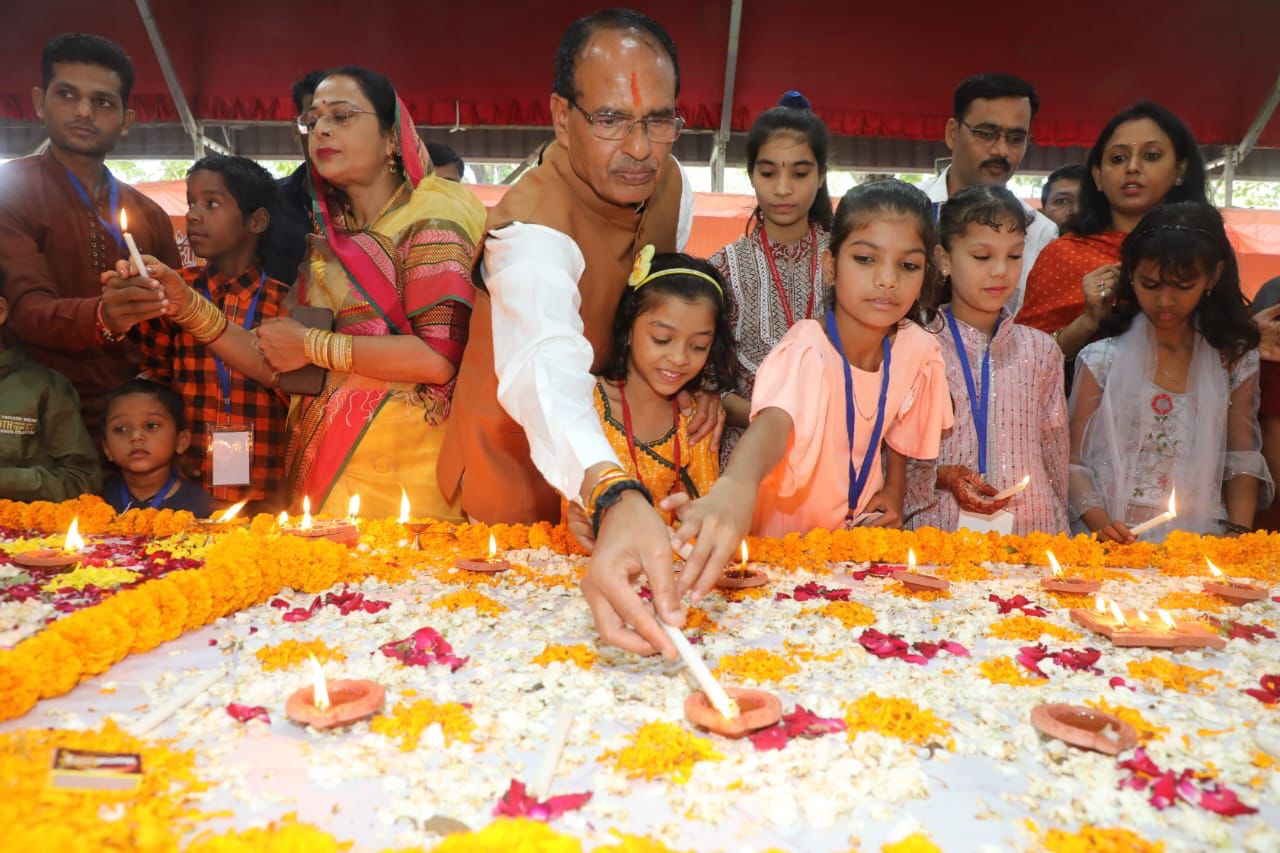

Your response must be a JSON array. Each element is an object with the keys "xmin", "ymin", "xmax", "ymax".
[{"xmin": 590, "ymin": 478, "xmax": 653, "ymax": 539}]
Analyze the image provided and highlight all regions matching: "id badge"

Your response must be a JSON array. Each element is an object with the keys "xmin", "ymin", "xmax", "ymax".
[{"xmin": 209, "ymin": 421, "xmax": 253, "ymax": 486}]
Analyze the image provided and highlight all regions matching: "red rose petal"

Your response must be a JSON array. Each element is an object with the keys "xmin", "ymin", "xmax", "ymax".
[{"xmin": 226, "ymin": 703, "xmax": 270, "ymax": 724}]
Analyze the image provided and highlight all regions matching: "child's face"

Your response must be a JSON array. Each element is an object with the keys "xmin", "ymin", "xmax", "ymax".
[
  {"xmin": 186, "ymin": 170, "xmax": 261, "ymax": 264},
  {"xmin": 627, "ymin": 295, "xmax": 717, "ymax": 398},
  {"xmin": 936, "ymin": 221, "xmax": 1025, "ymax": 316},
  {"xmin": 823, "ymin": 216, "xmax": 928, "ymax": 332},
  {"xmin": 103, "ymin": 393, "xmax": 189, "ymax": 475},
  {"xmin": 1131, "ymin": 257, "xmax": 1223, "ymax": 331},
  {"xmin": 750, "ymin": 133, "xmax": 822, "ymax": 232}
]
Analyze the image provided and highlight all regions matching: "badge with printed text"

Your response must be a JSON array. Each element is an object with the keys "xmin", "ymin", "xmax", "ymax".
[{"xmin": 209, "ymin": 421, "xmax": 253, "ymax": 486}]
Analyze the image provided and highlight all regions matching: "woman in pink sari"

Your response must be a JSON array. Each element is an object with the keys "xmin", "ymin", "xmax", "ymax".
[{"xmin": 155, "ymin": 67, "xmax": 484, "ymax": 519}]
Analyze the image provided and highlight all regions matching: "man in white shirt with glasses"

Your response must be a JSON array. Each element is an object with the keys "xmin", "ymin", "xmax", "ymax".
[{"xmin": 920, "ymin": 73, "xmax": 1058, "ymax": 316}]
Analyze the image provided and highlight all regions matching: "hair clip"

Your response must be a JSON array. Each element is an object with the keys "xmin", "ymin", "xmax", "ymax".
[
  {"xmin": 628, "ymin": 244, "xmax": 656, "ymax": 288},
  {"xmin": 778, "ymin": 90, "xmax": 811, "ymax": 110}
]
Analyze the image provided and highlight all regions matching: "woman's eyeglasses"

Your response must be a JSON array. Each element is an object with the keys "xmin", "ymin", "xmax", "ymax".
[{"xmin": 296, "ymin": 107, "xmax": 377, "ymax": 135}]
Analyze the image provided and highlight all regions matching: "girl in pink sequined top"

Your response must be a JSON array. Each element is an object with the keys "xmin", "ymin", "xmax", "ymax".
[{"xmin": 906, "ymin": 186, "xmax": 1070, "ymax": 535}]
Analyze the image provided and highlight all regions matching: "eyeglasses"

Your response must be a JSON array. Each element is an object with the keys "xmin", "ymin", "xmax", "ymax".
[
  {"xmin": 296, "ymin": 106, "xmax": 377, "ymax": 135},
  {"xmin": 568, "ymin": 100, "xmax": 685, "ymax": 143},
  {"xmin": 959, "ymin": 119, "xmax": 1032, "ymax": 149}
]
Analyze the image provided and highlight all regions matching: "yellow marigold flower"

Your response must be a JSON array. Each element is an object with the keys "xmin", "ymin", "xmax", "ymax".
[
  {"xmin": 887, "ymin": 585, "xmax": 951, "ymax": 602},
  {"xmin": 187, "ymin": 812, "xmax": 353, "ymax": 852},
  {"xmin": 371, "ymin": 699, "xmax": 475, "ymax": 751},
  {"xmin": 255, "ymin": 640, "xmax": 345, "ymax": 672},
  {"xmin": 843, "ymin": 693, "xmax": 951, "ymax": 749},
  {"xmin": 1156, "ymin": 591, "xmax": 1226, "ymax": 612},
  {"xmin": 595, "ymin": 829, "xmax": 695, "ymax": 853},
  {"xmin": 816, "ymin": 600, "xmax": 877, "ymax": 629},
  {"xmin": 602, "ymin": 721, "xmax": 723, "ymax": 783},
  {"xmin": 881, "ymin": 833, "xmax": 941, "ymax": 853},
  {"xmin": 532, "ymin": 644, "xmax": 597, "ymax": 670},
  {"xmin": 1040, "ymin": 825, "xmax": 1165, "ymax": 853},
  {"xmin": 987, "ymin": 615, "xmax": 1082, "ymax": 643},
  {"xmin": 41, "ymin": 565, "xmax": 139, "ymax": 592},
  {"xmin": 979, "ymin": 657, "xmax": 1043, "ymax": 687},
  {"xmin": 1126, "ymin": 658, "xmax": 1220, "ymax": 694},
  {"xmin": 716, "ymin": 649, "xmax": 800, "ymax": 683},
  {"xmin": 1084, "ymin": 698, "xmax": 1168, "ymax": 743},
  {"xmin": 0, "ymin": 719, "xmax": 216, "ymax": 850},
  {"xmin": 430, "ymin": 590, "xmax": 507, "ymax": 616},
  {"xmin": 426, "ymin": 818, "xmax": 581, "ymax": 852}
]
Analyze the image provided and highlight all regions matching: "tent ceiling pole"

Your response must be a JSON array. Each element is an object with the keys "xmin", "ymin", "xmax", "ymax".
[
  {"xmin": 710, "ymin": 0, "xmax": 743, "ymax": 193},
  {"xmin": 1223, "ymin": 145, "xmax": 1236, "ymax": 206},
  {"xmin": 1206, "ymin": 72, "xmax": 1280, "ymax": 172},
  {"xmin": 134, "ymin": 0, "xmax": 227, "ymax": 158}
]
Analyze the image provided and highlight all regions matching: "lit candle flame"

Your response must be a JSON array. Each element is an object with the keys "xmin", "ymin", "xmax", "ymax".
[
  {"xmin": 1167, "ymin": 488, "xmax": 1177, "ymax": 517},
  {"xmin": 306, "ymin": 654, "xmax": 330, "ymax": 711},
  {"xmin": 487, "ymin": 533, "xmax": 498, "ymax": 560},
  {"xmin": 1095, "ymin": 593, "xmax": 1107, "ymax": 613},
  {"xmin": 907, "ymin": 549, "xmax": 917, "ymax": 573},
  {"xmin": 1046, "ymin": 550, "xmax": 1062, "ymax": 578},
  {"xmin": 740, "ymin": 539, "xmax": 749, "ymax": 566},
  {"xmin": 398, "ymin": 486, "xmax": 410, "ymax": 524},
  {"xmin": 63, "ymin": 517, "xmax": 84, "ymax": 552},
  {"xmin": 119, "ymin": 209, "xmax": 128, "ymax": 231},
  {"xmin": 1137, "ymin": 609, "xmax": 1150, "ymax": 623},
  {"xmin": 277, "ymin": 510, "xmax": 289, "ymax": 528},
  {"xmin": 216, "ymin": 500, "xmax": 247, "ymax": 523},
  {"xmin": 347, "ymin": 494, "xmax": 360, "ymax": 524},
  {"xmin": 1157, "ymin": 609, "xmax": 1176, "ymax": 629},
  {"xmin": 1109, "ymin": 600, "xmax": 1127, "ymax": 626},
  {"xmin": 300, "ymin": 496, "xmax": 312, "ymax": 531},
  {"xmin": 1205, "ymin": 558, "xmax": 1223, "ymax": 578}
]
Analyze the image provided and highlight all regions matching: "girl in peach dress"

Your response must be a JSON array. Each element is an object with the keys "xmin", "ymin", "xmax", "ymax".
[{"xmin": 666, "ymin": 180, "xmax": 954, "ymax": 581}]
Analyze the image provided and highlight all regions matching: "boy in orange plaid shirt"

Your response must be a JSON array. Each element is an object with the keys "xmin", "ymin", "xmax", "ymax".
[{"xmin": 116, "ymin": 155, "xmax": 291, "ymax": 514}]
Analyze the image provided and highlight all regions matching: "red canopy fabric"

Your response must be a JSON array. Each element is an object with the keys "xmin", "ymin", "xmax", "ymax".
[{"xmin": 5, "ymin": 0, "xmax": 1276, "ymax": 148}]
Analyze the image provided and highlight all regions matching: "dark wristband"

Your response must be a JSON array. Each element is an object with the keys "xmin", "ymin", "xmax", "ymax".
[{"xmin": 590, "ymin": 478, "xmax": 653, "ymax": 539}]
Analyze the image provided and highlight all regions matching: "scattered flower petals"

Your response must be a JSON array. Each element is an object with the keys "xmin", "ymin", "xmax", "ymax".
[
  {"xmin": 493, "ymin": 779, "xmax": 592, "ymax": 822},
  {"xmin": 988, "ymin": 593, "xmax": 1048, "ymax": 617},
  {"xmin": 858, "ymin": 629, "xmax": 966, "ymax": 666},
  {"xmin": 1243, "ymin": 674, "xmax": 1280, "ymax": 705},
  {"xmin": 1118, "ymin": 747, "xmax": 1257, "ymax": 816},
  {"xmin": 775, "ymin": 582, "xmax": 850, "ymax": 602},
  {"xmin": 380, "ymin": 626, "xmax": 468, "ymax": 672},
  {"xmin": 749, "ymin": 705, "xmax": 846, "ymax": 751},
  {"xmin": 226, "ymin": 703, "xmax": 270, "ymax": 724}
]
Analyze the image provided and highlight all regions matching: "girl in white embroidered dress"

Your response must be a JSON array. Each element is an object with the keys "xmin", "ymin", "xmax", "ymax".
[{"xmin": 1068, "ymin": 202, "xmax": 1272, "ymax": 542}]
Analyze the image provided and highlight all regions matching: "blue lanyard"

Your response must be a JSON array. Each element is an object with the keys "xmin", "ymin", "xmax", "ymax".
[
  {"xmin": 200, "ymin": 272, "xmax": 266, "ymax": 416},
  {"xmin": 120, "ymin": 468, "xmax": 179, "ymax": 511},
  {"xmin": 824, "ymin": 311, "xmax": 892, "ymax": 515},
  {"xmin": 64, "ymin": 166, "xmax": 128, "ymax": 255},
  {"xmin": 944, "ymin": 308, "xmax": 1001, "ymax": 475}
]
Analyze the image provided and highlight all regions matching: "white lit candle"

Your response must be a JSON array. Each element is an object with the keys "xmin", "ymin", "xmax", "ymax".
[
  {"xmin": 118, "ymin": 209, "xmax": 148, "ymax": 279},
  {"xmin": 993, "ymin": 474, "xmax": 1031, "ymax": 502},
  {"xmin": 1129, "ymin": 489, "xmax": 1177, "ymax": 537}
]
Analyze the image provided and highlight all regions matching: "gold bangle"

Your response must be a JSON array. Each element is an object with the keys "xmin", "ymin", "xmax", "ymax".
[{"xmin": 174, "ymin": 289, "xmax": 229, "ymax": 344}]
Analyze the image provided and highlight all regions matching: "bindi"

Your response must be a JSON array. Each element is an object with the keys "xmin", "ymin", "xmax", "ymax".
[{"xmin": 629, "ymin": 71, "xmax": 642, "ymax": 112}]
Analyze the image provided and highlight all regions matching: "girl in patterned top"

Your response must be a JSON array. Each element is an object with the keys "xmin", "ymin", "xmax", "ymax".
[
  {"xmin": 1069, "ymin": 202, "xmax": 1272, "ymax": 542},
  {"xmin": 565, "ymin": 250, "xmax": 737, "ymax": 551},
  {"xmin": 710, "ymin": 92, "xmax": 833, "ymax": 464},
  {"xmin": 906, "ymin": 185, "xmax": 1070, "ymax": 536}
]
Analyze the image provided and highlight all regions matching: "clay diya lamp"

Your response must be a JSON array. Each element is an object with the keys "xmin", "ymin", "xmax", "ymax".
[
  {"xmin": 684, "ymin": 687, "xmax": 782, "ymax": 738},
  {"xmin": 281, "ymin": 497, "xmax": 359, "ymax": 546},
  {"xmin": 1202, "ymin": 558, "xmax": 1269, "ymax": 605},
  {"xmin": 1039, "ymin": 550, "xmax": 1101, "ymax": 594},
  {"xmin": 1030, "ymin": 703, "xmax": 1138, "ymax": 755},
  {"xmin": 1070, "ymin": 599, "xmax": 1226, "ymax": 651},
  {"xmin": 403, "ymin": 522, "xmax": 457, "ymax": 551},
  {"xmin": 716, "ymin": 540, "xmax": 769, "ymax": 590},
  {"xmin": 197, "ymin": 499, "xmax": 249, "ymax": 533},
  {"xmin": 13, "ymin": 517, "xmax": 84, "ymax": 571},
  {"xmin": 285, "ymin": 658, "xmax": 384, "ymax": 730},
  {"xmin": 454, "ymin": 534, "xmax": 510, "ymax": 573},
  {"xmin": 891, "ymin": 549, "xmax": 950, "ymax": 593}
]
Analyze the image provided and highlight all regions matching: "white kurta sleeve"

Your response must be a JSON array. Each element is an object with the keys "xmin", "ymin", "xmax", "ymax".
[
  {"xmin": 482, "ymin": 222, "xmax": 621, "ymax": 502},
  {"xmin": 674, "ymin": 157, "xmax": 694, "ymax": 252}
]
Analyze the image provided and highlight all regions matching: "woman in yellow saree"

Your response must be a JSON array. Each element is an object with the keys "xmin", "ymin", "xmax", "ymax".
[{"xmin": 155, "ymin": 66, "xmax": 484, "ymax": 520}]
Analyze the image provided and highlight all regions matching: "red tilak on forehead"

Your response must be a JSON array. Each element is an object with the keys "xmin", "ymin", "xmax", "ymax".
[{"xmin": 630, "ymin": 71, "xmax": 641, "ymax": 110}]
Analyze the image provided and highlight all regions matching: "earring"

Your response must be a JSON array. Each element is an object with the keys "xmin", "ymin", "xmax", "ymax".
[
  {"xmin": 1176, "ymin": 177, "xmax": 1184, "ymax": 186},
  {"xmin": 388, "ymin": 158, "xmax": 397, "ymax": 174}
]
